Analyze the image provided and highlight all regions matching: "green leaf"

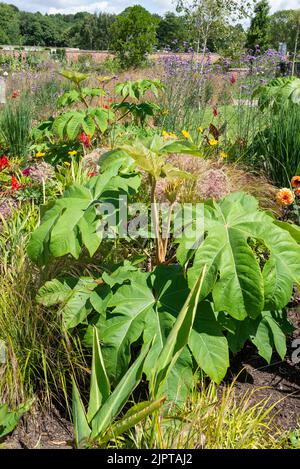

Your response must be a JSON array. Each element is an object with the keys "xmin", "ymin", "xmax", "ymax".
[
  {"xmin": 82, "ymin": 115, "xmax": 96, "ymax": 138},
  {"xmin": 152, "ymin": 266, "xmax": 206, "ymax": 397},
  {"xmin": 0, "ymin": 400, "xmax": 33, "ymax": 438},
  {"xmin": 28, "ymin": 171, "xmax": 141, "ymax": 265},
  {"xmin": 99, "ymin": 149, "xmax": 135, "ymax": 174},
  {"xmin": 227, "ymin": 317, "xmax": 255, "ymax": 353},
  {"xmin": 82, "ymin": 88, "xmax": 105, "ymax": 98},
  {"xmin": 185, "ymin": 192, "xmax": 300, "ymax": 319},
  {"xmin": 161, "ymin": 139, "xmax": 203, "ymax": 156},
  {"xmin": 59, "ymin": 69, "xmax": 88, "ymax": 84},
  {"xmin": 250, "ymin": 316, "xmax": 274, "ymax": 363},
  {"xmin": 87, "ymin": 328, "xmax": 110, "ymax": 423},
  {"xmin": 99, "ymin": 398, "xmax": 165, "ymax": 446},
  {"xmin": 36, "ymin": 278, "xmax": 72, "ymax": 306},
  {"xmin": 37, "ymin": 277, "xmax": 98, "ymax": 329},
  {"xmin": 101, "ymin": 271, "xmax": 154, "ymax": 380},
  {"xmin": 66, "ymin": 112, "xmax": 85, "ymax": 140},
  {"xmin": 72, "ymin": 378, "xmax": 91, "ymax": 448},
  {"xmin": 57, "ymin": 89, "xmax": 80, "ymax": 107},
  {"xmin": 90, "ymin": 341, "xmax": 150, "ymax": 439},
  {"xmin": 262, "ymin": 311, "xmax": 287, "ymax": 360},
  {"xmin": 53, "ymin": 112, "xmax": 74, "ymax": 139},
  {"xmin": 94, "ymin": 108, "xmax": 109, "ymax": 133},
  {"xmin": 188, "ymin": 301, "xmax": 229, "ymax": 384},
  {"xmin": 274, "ymin": 220, "xmax": 300, "ymax": 243}
]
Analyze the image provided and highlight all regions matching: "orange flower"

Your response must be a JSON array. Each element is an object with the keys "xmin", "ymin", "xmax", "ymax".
[
  {"xmin": 291, "ymin": 176, "xmax": 300, "ymax": 188},
  {"xmin": 276, "ymin": 188, "xmax": 294, "ymax": 206},
  {"xmin": 294, "ymin": 187, "xmax": 300, "ymax": 197}
]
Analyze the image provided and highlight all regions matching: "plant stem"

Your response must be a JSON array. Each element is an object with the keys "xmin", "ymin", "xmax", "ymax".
[{"xmin": 150, "ymin": 176, "xmax": 164, "ymax": 264}]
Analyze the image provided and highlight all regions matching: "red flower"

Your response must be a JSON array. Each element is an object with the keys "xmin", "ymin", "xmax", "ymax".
[
  {"xmin": 0, "ymin": 155, "xmax": 9, "ymax": 171},
  {"xmin": 108, "ymin": 97, "xmax": 113, "ymax": 103},
  {"xmin": 22, "ymin": 167, "xmax": 32, "ymax": 176},
  {"xmin": 103, "ymin": 104, "xmax": 109, "ymax": 109},
  {"xmin": 88, "ymin": 171, "xmax": 97, "ymax": 177},
  {"xmin": 230, "ymin": 74, "xmax": 237, "ymax": 85},
  {"xmin": 79, "ymin": 132, "xmax": 91, "ymax": 148},
  {"xmin": 12, "ymin": 90, "xmax": 20, "ymax": 99},
  {"xmin": 213, "ymin": 107, "xmax": 218, "ymax": 117},
  {"xmin": 11, "ymin": 175, "xmax": 22, "ymax": 191}
]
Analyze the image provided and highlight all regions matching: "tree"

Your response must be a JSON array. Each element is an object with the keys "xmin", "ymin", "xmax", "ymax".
[
  {"xmin": 110, "ymin": 6, "xmax": 158, "ymax": 68},
  {"xmin": 20, "ymin": 13, "xmax": 46, "ymax": 46},
  {"xmin": 269, "ymin": 10, "xmax": 299, "ymax": 53},
  {"xmin": 0, "ymin": 3, "xmax": 21, "ymax": 44},
  {"xmin": 208, "ymin": 22, "xmax": 246, "ymax": 56},
  {"xmin": 176, "ymin": 0, "xmax": 254, "ymax": 55},
  {"xmin": 156, "ymin": 12, "xmax": 189, "ymax": 51},
  {"xmin": 246, "ymin": 0, "xmax": 271, "ymax": 52}
]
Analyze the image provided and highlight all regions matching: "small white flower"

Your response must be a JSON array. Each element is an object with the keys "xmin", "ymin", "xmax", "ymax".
[{"xmin": 3, "ymin": 71, "xmax": 8, "ymax": 76}]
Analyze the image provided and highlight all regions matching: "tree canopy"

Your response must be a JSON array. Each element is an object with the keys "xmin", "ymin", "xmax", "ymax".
[{"xmin": 0, "ymin": 1, "xmax": 299, "ymax": 57}]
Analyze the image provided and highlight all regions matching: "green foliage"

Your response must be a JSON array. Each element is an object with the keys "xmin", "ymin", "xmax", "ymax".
[
  {"xmin": 49, "ymin": 70, "xmax": 115, "ymax": 141},
  {"xmin": 0, "ymin": 204, "xmax": 89, "ymax": 410},
  {"xmin": 72, "ymin": 328, "xmax": 164, "ymax": 448},
  {"xmin": 0, "ymin": 400, "xmax": 33, "ymax": 439},
  {"xmin": 246, "ymin": 0, "xmax": 271, "ymax": 52},
  {"xmin": 135, "ymin": 380, "xmax": 285, "ymax": 449},
  {"xmin": 110, "ymin": 6, "xmax": 158, "ymax": 69},
  {"xmin": 27, "ymin": 168, "xmax": 141, "ymax": 265},
  {"xmin": 115, "ymin": 79, "xmax": 164, "ymax": 101},
  {"xmin": 111, "ymin": 135, "xmax": 201, "ymax": 180},
  {"xmin": 254, "ymin": 76, "xmax": 300, "ymax": 111},
  {"xmin": 249, "ymin": 102, "xmax": 300, "ymax": 186},
  {"xmin": 0, "ymin": 3, "xmax": 21, "ymax": 44},
  {"xmin": 184, "ymin": 192, "xmax": 300, "ymax": 317},
  {"xmin": 269, "ymin": 9, "xmax": 300, "ymax": 54},
  {"xmin": 33, "ymin": 191, "xmax": 300, "ymax": 392},
  {"xmin": 150, "ymin": 267, "xmax": 206, "ymax": 398},
  {"xmin": 0, "ymin": 95, "xmax": 32, "ymax": 158},
  {"xmin": 114, "ymin": 79, "xmax": 164, "ymax": 127},
  {"xmin": 156, "ymin": 12, "xmax": 189, "ymax": 51}
]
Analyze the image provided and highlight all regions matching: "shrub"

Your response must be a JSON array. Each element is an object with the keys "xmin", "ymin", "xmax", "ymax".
[
  {"xmin": 28, "ymin": 144, "xmax": 300, "ymax": 398},
  {"xmin": 109, "ymin": 6, "xmax": 158, "ymax": 69}
]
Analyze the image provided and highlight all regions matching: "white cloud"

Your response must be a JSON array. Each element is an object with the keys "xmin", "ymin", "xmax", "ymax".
[
  {"xmin": 270, "ymin": 0, "xmax": 299, "ymax": 13},
  {"xmin": 6, "ymin": 0, "xmax": 174, "ymax": 15},
  {"xmin": 3, "ymin": 0, "xmax": 299, "ymax": 15}
]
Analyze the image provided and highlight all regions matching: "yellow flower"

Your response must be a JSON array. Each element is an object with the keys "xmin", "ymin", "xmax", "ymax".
[
  {"xmin": 162, "ymin": 109, "xmax": 169, "ymax": 116},
  {"xmin": 68, "ymin": 150, "xmax": 77, "ymax": 156},
  {"xmin": 162, "ymin": 130, "xmax": 177, "ymax": 140},
  {"xmin": 220, "ymin": 151, "xmax": 228, "ymax": 159},
  {"xmin": 36, "ymin": 151, "xmax": 45, "ymax": 158},
  {"xmin": 208, "ymin": 138, "xmax": 218, "ymax": 146},
  {"xmin": 198, "ymin": 127, "xmax": 204, "ymax": 133},
  {"xmin": 276, "ymin": 188, "xmax": 294, "ymax": 206},
  {"xmin": 64, "ymin": 161, "xmax": 71, "ymax": 166},
  {"xmin": 181, "ymin": 130, "xmax": 190, "ymax": 139}
]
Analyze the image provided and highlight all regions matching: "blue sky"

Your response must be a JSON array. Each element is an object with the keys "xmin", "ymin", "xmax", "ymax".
[{"xmin": 3, "ymin": 0, "xmax": 300, "ymax": 15}]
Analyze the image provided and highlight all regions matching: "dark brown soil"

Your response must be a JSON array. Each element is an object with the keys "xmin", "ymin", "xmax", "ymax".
[
  {"xmin": 3, "ymin": 311, "xmax": 300, "ymax": 449},
  {"xmin": 224, "ymin": 309, "xmax": 300, "ymax": 431},
  {"xmin": 4, "ymin": 407, "xmax": 73, "ymax": 449}
]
